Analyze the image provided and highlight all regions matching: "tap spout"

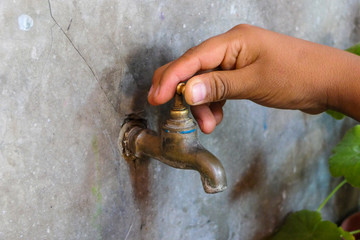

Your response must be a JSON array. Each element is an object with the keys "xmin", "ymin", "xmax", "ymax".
[
  {"xmin": 191, "ymin": 146, "xmax": 227, "ymax": 193},
  {"xmin": 120, "ymin": 115, "xmax": 227, "ymax": 194}
]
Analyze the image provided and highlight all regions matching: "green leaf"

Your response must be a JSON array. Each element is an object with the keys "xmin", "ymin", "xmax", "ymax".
[
  {"xmin": 268, "ymin": 210, "xmax": 341, "ymax": 240},
  {"xmin": 346, "ymin": 42, "xmax": 360, "ymax": 56},
  {"xmin": 339, "ymin": 227, "xmax": 355, "ymax": 240},
  {"xmin": 329, "ymin": 125, "xmax": 360, "ymax": 187},
  {"xmin": 326, "ymin": 110, "xmax": 346, "ymax": 120}
]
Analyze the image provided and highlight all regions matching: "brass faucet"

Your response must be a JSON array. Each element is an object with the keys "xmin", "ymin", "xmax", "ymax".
[{"xmin": 119, "ymin": 83, "xmax": 227, "ymax": 194}]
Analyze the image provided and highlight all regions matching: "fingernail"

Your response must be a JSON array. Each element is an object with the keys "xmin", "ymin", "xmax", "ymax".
[
  {"xmin": 148, "ymin": 85, "xmax": 154, "ymax": 97},
  {"xmin": 191, "ymin": 82, "xmax": 206, "ymax": 104},
  {"xmin": 154, "ymin": 86, "xmax": 160, "ymax": 97}
]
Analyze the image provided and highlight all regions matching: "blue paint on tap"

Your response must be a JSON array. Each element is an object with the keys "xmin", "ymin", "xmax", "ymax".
[
  {"xmin": 163, "ymin": 129, "xmax": 196, "ymax": 134},
  {"xmin": 180, "ymin": 129, "xmax": 196, "ymax": 134}
]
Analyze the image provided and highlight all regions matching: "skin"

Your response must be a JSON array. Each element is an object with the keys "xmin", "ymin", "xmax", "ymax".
[{"xmin": 148, "ymin": 24, "xmax": 360, "ymax": 134}]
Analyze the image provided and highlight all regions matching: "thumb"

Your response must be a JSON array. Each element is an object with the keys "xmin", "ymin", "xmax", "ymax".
[{"xmin": 184, "ymin": 69, "xmax": 257, "ymax": 105}]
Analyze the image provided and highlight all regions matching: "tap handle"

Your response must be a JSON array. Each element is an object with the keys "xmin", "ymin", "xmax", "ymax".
[
  {"xmin": 176, "ymin": 82, "xmax": 186, "ymax": 96},
  {"xmin": 173, "ymin": 83, "xmax": 186, "ymax": 111}
]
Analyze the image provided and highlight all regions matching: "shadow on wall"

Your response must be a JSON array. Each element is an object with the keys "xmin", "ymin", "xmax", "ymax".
[
  {"xmin": 124, "ymin": 45, "xmax": 175, "ymax": 234},
  {"xmin": 98, "ymin": 45, "xmax": 173, "ymax": 119},
  {"xmin": 99, "ymin": 45, "xmax": 174, "ymax": 234},
  {"xmin": 126, "ymin": 46, "xmax": 173, "ymax": 129}
]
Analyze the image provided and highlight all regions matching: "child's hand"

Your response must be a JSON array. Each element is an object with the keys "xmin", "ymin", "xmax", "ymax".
[{"xmin": 148, "ymin": 24, "xmax": 360, "ymax": 133}]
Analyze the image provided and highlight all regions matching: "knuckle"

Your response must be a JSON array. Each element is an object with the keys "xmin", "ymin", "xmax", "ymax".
[
  {"xmin": 183, "ymin": 46, "xmax": 198, "ymax": 57},
  {"xmin": 209, "ymin": 72, "xmax": 228, "ymax": 101},
  {"xmin": 231, "ymin": 23, "xmax": 251, "ymax": 32}
]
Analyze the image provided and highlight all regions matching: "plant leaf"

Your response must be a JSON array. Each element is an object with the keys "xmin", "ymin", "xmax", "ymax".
[
  {"xmin": 346, "ymin": 42, "xmax": 360, "ymax": 56},
  {"xmin": 326, "ymin": 110, "xmax": 346, "ymax": 120},
  {"xmin": 339, "ymin": 227, "xmax": 355, "ymax": 240},
  {"xmin": 268, "ymin": 210, "xmax": 341, "ymax": 240},
  {"xmin": 329, "ymin": 125, "xmax": 360, "ymax": 187}
]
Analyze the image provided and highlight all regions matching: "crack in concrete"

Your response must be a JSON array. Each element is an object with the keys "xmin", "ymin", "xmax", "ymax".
[
  {"xmin": 124, "ymin": 219, "xmax": 134, "ymax": 240},
  {"xmin": 47, "ymin": 0, "xmax": 118, "ymax": 113},
  {"xmin": 47, "ymin": 0, "xmax": 97, "ymax": 80},
  {"xmin": 66, "ymin": 18, "xmax": 72, "ymax": 31}
]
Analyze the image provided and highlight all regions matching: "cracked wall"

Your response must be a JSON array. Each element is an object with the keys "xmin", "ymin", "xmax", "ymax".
[{"xmin": 1, "ymin": 0, "xmax": 360, "ymax": 239}]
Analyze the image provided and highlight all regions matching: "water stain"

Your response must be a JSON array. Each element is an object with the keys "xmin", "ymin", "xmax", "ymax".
[
  {"xmin": 119, "ymin": 45, "xmax": 174, "ymax": 234},
  {"xmin": 91, "ymin": 135, "xmax": 103, "ymax": 240},
  {"xmin": 230, "ymin": 153, "xmax": 265, "ymax": 201}
]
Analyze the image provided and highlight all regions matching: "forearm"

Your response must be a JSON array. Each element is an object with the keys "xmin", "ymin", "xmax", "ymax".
[{"xmin": 326, "ymin": 50, "xmax": 360, "ymax": 121}]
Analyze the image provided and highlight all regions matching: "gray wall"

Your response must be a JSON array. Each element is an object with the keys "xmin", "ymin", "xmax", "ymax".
[{"xmin": 1, "ymin": 0, "xmax": 360, "ymax": 239}]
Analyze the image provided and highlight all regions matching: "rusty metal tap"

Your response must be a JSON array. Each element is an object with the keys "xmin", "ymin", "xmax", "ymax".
[{"xmin": 118, "ymin": 83, "xmax": 227, "ymax": 194}]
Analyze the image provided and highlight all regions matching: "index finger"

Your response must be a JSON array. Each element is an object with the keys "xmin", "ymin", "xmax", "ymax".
[{"xmin": 148, "ymin": 33, "xmax": 231, "ymax": 105}]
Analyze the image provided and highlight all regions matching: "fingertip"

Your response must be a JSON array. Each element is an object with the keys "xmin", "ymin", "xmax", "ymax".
[
  {"xmin": 196, "ymin": 117, "xmax": 215, "ymax": 134},
  {"xmin": 147, "ymin": 86, "xmax": 155, "ymax": 105},
  {"xmin": 209, "ymin": 102, "xmax": 224, "ymax": 126},
  {"xmin": 191, "ymin": 104, "xmax": 216, "ymax": 134},
  {"xmin": 149, "ymin": 61, "xmax": 176, "ymax": 105},
  {"xmin": 185, "ymin": 76, "xmax": 207, "ymax": 106},
  {"xmin": 147, "ymin": 93, "xmax": 157, "ymax": 106},
  {"xmin": 201, "ymin": 119, "xmax": 216, "ymax": 134},
  {"xmin": 147, "ymin": 87, "xmax": 159, "ymax": 105}
]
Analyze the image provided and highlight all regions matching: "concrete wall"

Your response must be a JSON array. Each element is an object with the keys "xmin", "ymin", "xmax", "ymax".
[{"xmin": 1, "ymin": 0, "xmax": 360, "ymax": 239}]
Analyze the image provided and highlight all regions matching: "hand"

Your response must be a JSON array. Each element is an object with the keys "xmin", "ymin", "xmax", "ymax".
[{"xmin": 148, "ymin": 24, "xmax": 360, "ymax": 133}]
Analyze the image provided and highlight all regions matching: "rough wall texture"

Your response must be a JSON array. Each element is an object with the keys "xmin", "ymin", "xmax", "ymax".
[{"xmin": 1, "ymin": 0, "xmax": 360, "ymax": 239}]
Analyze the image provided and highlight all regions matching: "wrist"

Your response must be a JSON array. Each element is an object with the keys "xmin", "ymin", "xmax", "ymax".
[{"xmin": 326, "ymin": 51, "xmax": 360, "ymax": 121}]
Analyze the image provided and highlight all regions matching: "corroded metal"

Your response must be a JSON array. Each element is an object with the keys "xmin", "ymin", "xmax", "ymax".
[{"xmin": 118, "ymin": 83, "xmax": 227, "ymax": 194}]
